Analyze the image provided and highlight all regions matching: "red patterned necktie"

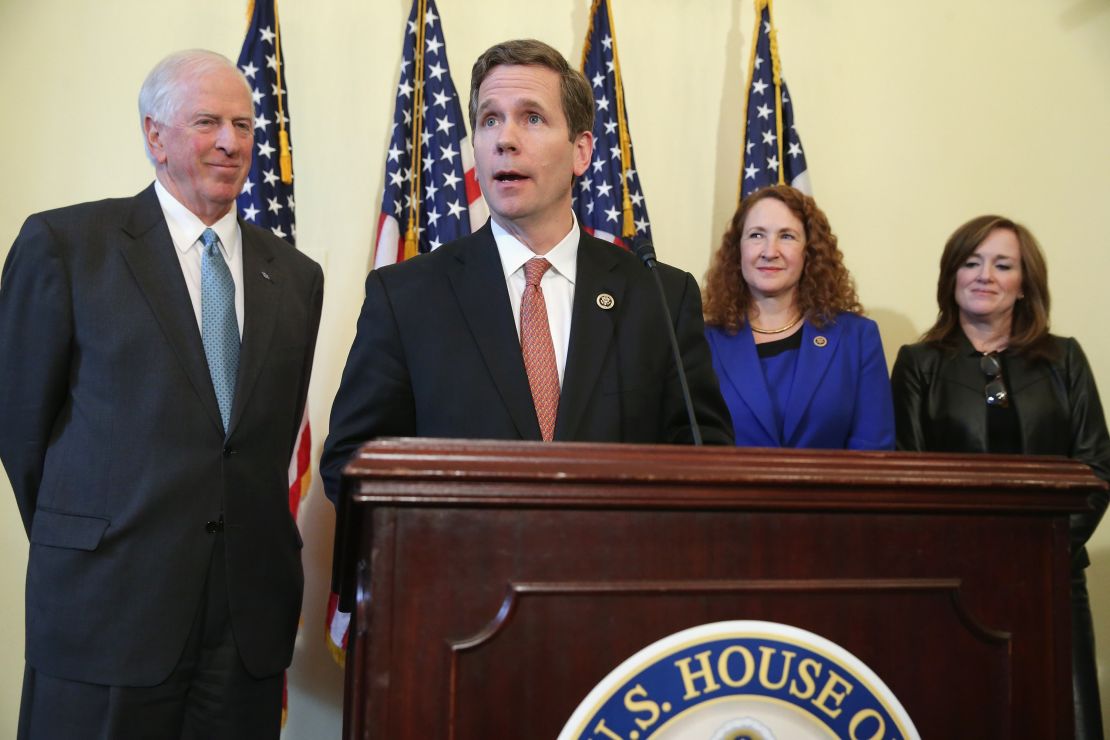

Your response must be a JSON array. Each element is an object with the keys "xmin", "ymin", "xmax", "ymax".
[{"xmin": 520, "ymin": 258, "xmax": 560, "ymax": 441}]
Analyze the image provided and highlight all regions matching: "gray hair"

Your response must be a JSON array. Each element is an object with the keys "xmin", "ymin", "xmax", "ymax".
[{"xmin": 138, "ymin": 49, "xmax": 252, "ymax": 163}]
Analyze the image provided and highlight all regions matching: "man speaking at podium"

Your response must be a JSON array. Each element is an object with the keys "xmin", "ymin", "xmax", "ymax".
[{"xmin": 322, "ymin": 39, "xmax": 732, "ymax": 503}]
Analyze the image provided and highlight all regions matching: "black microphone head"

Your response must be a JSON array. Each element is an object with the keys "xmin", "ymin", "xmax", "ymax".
[{"xmin": 631, "ymin": 236, "xmax": 657, "ymax": 267}]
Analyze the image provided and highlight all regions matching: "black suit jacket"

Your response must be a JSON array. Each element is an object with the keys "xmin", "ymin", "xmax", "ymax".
[
  {"xmin": 891, "ymin": 333, "xmax": 1110, "ymax": 565},
  {"xmin": 321, "ymin": 224, "xmax": 732, "ymax": 502},
  {"xmin": 0, "ymin": 185, "xmax": 323, "ymax": 685}
]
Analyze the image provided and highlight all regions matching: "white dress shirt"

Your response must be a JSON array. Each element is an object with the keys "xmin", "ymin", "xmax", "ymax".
[
  {"xmin": 492, "ymin": 217, "xmax": 579, "ymax": 386},
  {"xmin": 154, "ymin": 180, "xmax": 245, "ymax": 338}
]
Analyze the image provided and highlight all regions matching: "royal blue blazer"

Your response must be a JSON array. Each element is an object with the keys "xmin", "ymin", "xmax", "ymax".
[{"xmin": 706, "ymin": 313, "xmax": 895, "ymax": 450}]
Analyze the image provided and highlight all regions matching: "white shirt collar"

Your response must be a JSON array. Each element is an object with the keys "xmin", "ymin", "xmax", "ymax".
[
  {"xmin": 491, "ymin": 215, "xmax": 579, "ymax": 284},
  {"xmin": 154, "ymin": 180, "xmax": 239, "ymax": 259}
]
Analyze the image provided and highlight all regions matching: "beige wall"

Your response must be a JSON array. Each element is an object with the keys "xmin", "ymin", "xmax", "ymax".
[{"xmin": 2, "ymin": 0, "xmax": 1109, "ymax": 735}]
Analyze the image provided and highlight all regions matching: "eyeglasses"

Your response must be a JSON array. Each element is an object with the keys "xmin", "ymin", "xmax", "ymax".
[{"xmin": 980, "ymin": 352, "xmax": 1010, "ymax": 408}]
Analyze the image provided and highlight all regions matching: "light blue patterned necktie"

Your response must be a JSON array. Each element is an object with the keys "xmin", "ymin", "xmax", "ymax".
[{"xmin": 200, "ymin": 228, "xmax": 239, "ymax": 431}]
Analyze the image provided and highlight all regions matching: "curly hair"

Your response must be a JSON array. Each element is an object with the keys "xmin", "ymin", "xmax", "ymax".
[
  {"xmin": 703, "ymin": 185, "xmax": 861, "ymax": 332},
  {"xmin": 921, "ymin": 215, "xmax": 1055, "ymax": 360}
]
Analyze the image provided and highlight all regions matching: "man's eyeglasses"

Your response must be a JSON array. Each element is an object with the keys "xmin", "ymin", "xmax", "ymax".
[{"xmin": 980, "ymin": 352, "xmax": 1009, "ymax": 408}]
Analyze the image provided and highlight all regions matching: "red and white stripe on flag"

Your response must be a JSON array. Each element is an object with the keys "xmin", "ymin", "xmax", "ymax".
[
  {"xmin": 373, "ymin": 146, "xmax": 487, "ymax": 268},
  {"xmin": 287, "ymin": 407, "xmax": 312, "ymax": 516},
  {"xmin": 328, "ymin": 0, "xmax": 486, "ymax": 667},
  {"xmin": 325, "ymin": 591, "xmax": 350, "ymax": 666}
]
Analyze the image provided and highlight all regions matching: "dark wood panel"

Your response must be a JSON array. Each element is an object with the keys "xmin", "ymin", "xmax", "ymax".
[
  {"xmin": 450, "ymin": 585, "xmax": 1011, "ymax": 739},
  {"xmin": 337, "ymin": 440, "xmax": 1100, "ymax": 739}
]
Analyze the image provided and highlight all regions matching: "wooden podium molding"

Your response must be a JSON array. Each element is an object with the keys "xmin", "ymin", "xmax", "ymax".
[{"xmin": 334, "ymin": 439, "xmax": 1102, "ymax": 739}]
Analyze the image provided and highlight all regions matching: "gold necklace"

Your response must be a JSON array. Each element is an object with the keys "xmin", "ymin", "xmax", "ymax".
[{"xmin": 749, "ymin": 314, "xmax": 804, "ymax": 335}]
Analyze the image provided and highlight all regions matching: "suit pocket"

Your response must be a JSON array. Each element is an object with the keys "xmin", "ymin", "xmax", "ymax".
[{"xmin": 30, "ymin": 508, "xmax": 110, "ymax": 551}]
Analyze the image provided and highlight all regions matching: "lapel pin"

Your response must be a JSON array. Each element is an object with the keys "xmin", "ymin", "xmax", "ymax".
[
  {"xmin": 261, "ymin": 270, "xmax": 273, "ymax": 282},
  {"xmin": 813, "ymin": 335, "xmax": 828, "ymax": 347},
  {"xmin": 596, "ymin": 293, "xmax": 615, "ymax": 310}
]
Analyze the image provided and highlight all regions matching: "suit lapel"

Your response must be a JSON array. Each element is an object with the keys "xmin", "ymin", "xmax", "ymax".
[
  {"xmin": 117, "ymin": 185, "xmax": 224, "ymax": 434},
  {"xmin": 554, "ymin": 235, "xmax": 623, "ymax": 441},
  {"xmin": 1005, "ymin": 349, "xmax": 1052, "ymax": 394},
  {"xmin": 782, "ymin": 319, "xmax": 841, "ymax": 444},
  {"xmin": 226, "ymin": 227, "xmax": 282, "ymax": 437},
  {"xmin": 711, "ymin": 325, "xmax": 778, "ymax": 441},
  {"xmin": 942, "ymin": 333, "xmax": 989, "ymax": 392},
  {"xmin": 447, "ymin": 226, "xmax": 542, "ymax": 440}
]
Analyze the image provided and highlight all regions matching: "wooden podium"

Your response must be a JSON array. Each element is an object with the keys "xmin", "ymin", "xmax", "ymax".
[{"xmin": 333, "ymin": 438, "xmax": 1102, "ymax": 738}]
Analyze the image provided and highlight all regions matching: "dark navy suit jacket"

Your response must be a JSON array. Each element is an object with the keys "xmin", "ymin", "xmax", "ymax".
[
  {"xmin": 321, "ymin": 222, "xmax": 734, "ymax": 503},
  {"xmin": 706, "ymin": 312, "xmax": 894, "ymax": 450},
  {"xmin": 0, "ymin": 185, "xmax": 323, "ymax": 686}
]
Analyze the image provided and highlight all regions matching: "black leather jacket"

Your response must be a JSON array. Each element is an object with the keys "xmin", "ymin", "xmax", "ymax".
[{"xmin": 891, "ymin": 332, "xmax": 1110, "ymax": 567}]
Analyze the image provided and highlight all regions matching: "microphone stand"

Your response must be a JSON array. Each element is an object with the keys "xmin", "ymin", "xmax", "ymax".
[{"xmin": 632, "ymin": 237, "xmax": 703, "ymax": 446}]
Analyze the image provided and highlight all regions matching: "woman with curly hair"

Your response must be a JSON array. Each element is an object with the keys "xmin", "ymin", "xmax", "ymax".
[
  {"xmin": 891, "ymin": 215, "xmax": 1110, "ymax": 738},
  {"xmin": 703, "ymin": 185, "xmax": 894, "ymax": 449}
]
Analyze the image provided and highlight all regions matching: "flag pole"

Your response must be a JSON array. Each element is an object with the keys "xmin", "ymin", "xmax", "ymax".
[
  {"xmin": 601, "ymin": 0, "xmax": 636, "ymax": 239},
  {"xmin": 738, "ymin": 0, "xmax": 766, "ymax": 202},
  {"xmin": 404, "ymin": 0, "xmax": 428, "ymax": 260},
  {"xmin": 767, "ymin": 0, "xmax": 786, "ymax": 186},
  {"xmin": 272, "ymin": 0, "xmax": 293, "ymax": 184}
]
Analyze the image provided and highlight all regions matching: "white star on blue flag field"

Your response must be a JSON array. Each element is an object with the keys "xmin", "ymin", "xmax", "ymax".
[
  {"xmin": 236, "ymin": 2, "xmax": 297, "ymax": 243},
  {"xmin": 573, "ymin": 0, "xmax": 651, "ymax": 246},
  {"xmin": 741, "ymin": 1, "xmax": 809, "ymax": 199}
]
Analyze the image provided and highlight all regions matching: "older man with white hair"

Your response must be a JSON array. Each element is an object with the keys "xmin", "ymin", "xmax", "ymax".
[{"xmin": 0, "ymin": 49, "xmax": 323, "ymax": 738}]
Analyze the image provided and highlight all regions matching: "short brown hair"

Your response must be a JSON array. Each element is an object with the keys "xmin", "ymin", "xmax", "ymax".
[
  {"xmin": 922, "ymin": 215, "xmax": 1054, "ymax": 359},
  {"xmin": 703, "ymin": 185, "xmax": 862, "ymax": 332},
  {"xmin": 469, "ymin": 39, "xmax": 594, "ymax": 141}
]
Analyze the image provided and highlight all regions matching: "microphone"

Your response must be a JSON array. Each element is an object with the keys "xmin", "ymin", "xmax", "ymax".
[
  {"xmin": 631, "ymin": 237, "xmax": 658, "ymax": 269},
  {"xmin": 631, "ymin": 237, "xmax": 703, "ymax": 446}
]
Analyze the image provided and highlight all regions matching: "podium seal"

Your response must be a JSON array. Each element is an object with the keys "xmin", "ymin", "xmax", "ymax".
[{"xmin": 559, "ymin": 620, "xmax": 919, "ymax": 740}]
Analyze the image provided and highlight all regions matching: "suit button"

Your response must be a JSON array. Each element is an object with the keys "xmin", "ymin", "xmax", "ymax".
[
  {"xmin": 205, "ymin": 520, "xmax": 223, "ymax": 534},
  {"xmin": 223, "ymin": 446, "xmax": 234, "ymax": 457}
]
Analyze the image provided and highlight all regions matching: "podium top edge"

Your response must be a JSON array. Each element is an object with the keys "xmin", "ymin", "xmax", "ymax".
[{"xmin": 340, "ymin": 437, "xmax": 1106, "ymax": 499}]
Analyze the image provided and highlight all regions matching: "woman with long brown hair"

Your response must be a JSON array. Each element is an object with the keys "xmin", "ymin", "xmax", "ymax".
[
  {"xmin": 703, "ymin": 185, "xmax": 894, "ymax": 449},
  {"xmin": 891, "ymin": 214, "xmax": 1110, "ymax": 738}
]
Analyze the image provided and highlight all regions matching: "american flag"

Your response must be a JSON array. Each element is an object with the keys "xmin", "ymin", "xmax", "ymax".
[
  {"xmin": 573, "ymin": 0, "xmax": 651, "ymax": 246},
  {"xmin": 235, "ymin": 5, "xmax": 309, "ymax": 515},
  {"xmin": 740, "ymin": 0, "xmax": 810, "ymax": 199},
  {"xmin": 236, "ymin": 2, "xmax": 297, "ymax": 244},
  {"xmin": 234, "ymin": 0, "xmax": 307, "ymax": 723},
  {"xmin": 327, "ymin": 0, "xmax": 484, "ymax": 665},
  {"xmin": 235, "ymin": 1, "xmax": 310, "ymax": 517},
  {"xmin": 372, "ymin": 0, "xmax": 486, "ymax": 268}
]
